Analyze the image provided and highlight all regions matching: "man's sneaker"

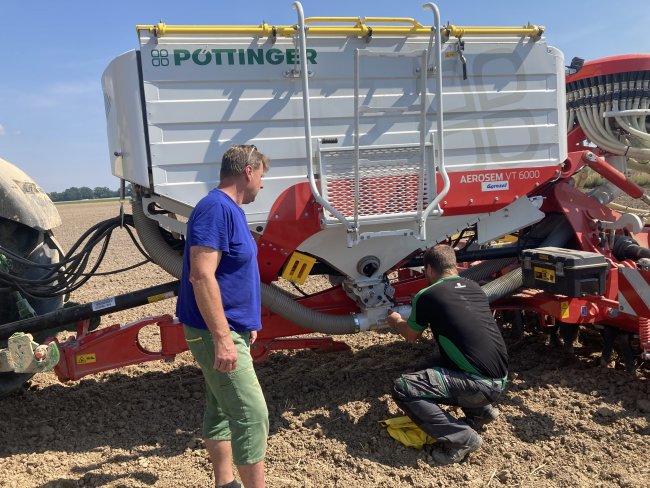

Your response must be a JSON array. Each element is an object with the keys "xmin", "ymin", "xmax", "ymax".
[
  {"xmin": 462, "ymin": 405, "xmax": 499, "ymax": 431},
  {"xmin": 216, "ymin": 480, "xmax": 242, "ymax": 488},
  {"xmin": 429, "ymin": 432, "xmax": 483, "ymax": 465}
]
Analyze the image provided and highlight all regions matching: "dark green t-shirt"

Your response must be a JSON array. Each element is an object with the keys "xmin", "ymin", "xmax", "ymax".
[{"xmin": 407, "ymin": 275, "xmax": 508, "ymax": 379}]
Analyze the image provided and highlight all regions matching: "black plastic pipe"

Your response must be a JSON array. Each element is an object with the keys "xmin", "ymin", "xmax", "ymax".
[{"xmin": 0, "ymin": 280, "xmax": 179, "ymax": 340}]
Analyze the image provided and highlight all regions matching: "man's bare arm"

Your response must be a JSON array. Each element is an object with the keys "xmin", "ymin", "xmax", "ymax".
[
  {"xmin": 386, "ymin": 312, "xmax": 423, "ymax": 342},
  {"xmin": 189, "ymin": 246, "xmax": 238, "ymax": 372}
]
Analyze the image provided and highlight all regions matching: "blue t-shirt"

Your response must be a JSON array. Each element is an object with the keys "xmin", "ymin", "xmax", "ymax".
[{"xmin": 176, "ymin": 189, "xmax": 262, "ymax": 331}]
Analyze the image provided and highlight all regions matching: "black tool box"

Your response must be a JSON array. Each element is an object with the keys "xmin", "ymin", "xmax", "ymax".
[{"xmin": 521, "ymin": 247, "xmax": 608, "ymax": 297}]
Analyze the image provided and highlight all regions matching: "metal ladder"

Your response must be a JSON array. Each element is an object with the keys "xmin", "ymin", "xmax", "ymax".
[{"xmin": 293, "ymin": 2, "xmax": 449, "ymax": 247}]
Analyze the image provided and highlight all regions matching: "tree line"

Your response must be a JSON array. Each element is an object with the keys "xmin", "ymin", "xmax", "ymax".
[{"xmin": 48, "ymin": 185, "xmax": 132, "ymax": 202}]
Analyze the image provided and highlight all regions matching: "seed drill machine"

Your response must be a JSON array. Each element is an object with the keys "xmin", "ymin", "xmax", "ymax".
[{"xmin": 1, "ymin": 3, "xmax": 649, "ymax": 396}]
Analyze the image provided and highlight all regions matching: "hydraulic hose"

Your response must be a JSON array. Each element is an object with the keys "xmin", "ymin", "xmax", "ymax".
[
  {"xmin": 566, "ymin": 69, "xmax": 650, "ymax": 170},
  {"xmin": 132, "ymin": 199, "xmax": 183, "ymax": 278},
  {"xmin": 260, "ymin": 280, "xmax": 359, "ymax": 334},
  {"xmin": 460, "ymin": 257, "xmax": 516, "ymax": 282},
  {"xmin": 482, "ymin": 267, "xmax": 527, "ymax": 304},
  {"xmin": 613, "ymin": 236, "xmax": 650, "ymax": 262},
  {"xmin": 481, "ymin": 220, "xmax": 574, "ymax": 303},
  {"xmin": 608, "ymin": 201, "xmax": 650, "ymax": 219}
]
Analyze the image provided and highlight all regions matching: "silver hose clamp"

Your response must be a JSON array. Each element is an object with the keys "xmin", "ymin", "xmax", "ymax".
[{"xmin": 351, "ymin": 313, "xmax": 361, "ymax": 333}]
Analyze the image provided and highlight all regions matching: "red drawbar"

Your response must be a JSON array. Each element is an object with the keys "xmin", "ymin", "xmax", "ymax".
[{"xmin": 52, "ymin": 315, "xmax": 187, "ymax": 381}]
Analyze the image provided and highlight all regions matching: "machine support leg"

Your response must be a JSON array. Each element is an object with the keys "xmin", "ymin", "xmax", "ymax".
[
  {"xmin": 559, "ymin": 323, "xmax": 580, "ymax": 354},
  {"xmin": 639, "ymin": 317, "xmax": 650, "ymax": 360},
  {"xmin": 512, "ymin": 310, "xmax": 525, "ymax": 340},
  {"xmin": 548, "ymin": 324, "xmax": 561, "ymax": 348},
  {"xmin": 600, "ymin": 325, "xmax": 635, "ymax": 372}
]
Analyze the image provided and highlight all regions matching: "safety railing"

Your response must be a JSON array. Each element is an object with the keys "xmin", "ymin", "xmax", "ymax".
[
  {"xmin": 294, "ymin": 2, "xmax": 451, "ymax": 246},
  {"xmin": 136, "ymin": 18, "xmax": 543, "ymax": 40}
]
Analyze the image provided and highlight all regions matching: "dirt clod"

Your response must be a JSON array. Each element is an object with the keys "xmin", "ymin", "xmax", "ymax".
[{"xmin": 637, "ymin": 398, "xmax": 650, "ymax": 413}]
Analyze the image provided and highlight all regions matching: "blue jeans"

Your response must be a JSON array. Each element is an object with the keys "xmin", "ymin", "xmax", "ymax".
[{"xmin": 393, "ymin": 366, "xmax": 506, "ymax": 448}]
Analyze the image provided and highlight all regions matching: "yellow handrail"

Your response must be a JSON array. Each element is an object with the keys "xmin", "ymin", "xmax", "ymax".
[
  {"xmin": 136, "ymin": 19, "xmax": 544, "ymax": 39},
  {"xmin": 445, "ymin": 23, "xmax": 544, "ymax": 38},
  {"xmin": 364, "ymin": 17, "xmax": 424, "ymax": 28},
  {"xmin": 303, "ymin": 16, "xmax": 362, "ymax": 24}
]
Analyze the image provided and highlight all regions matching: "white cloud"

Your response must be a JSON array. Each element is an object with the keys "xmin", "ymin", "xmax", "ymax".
[{"xmin": 0, "ymin": 124, "xmax": 5, "ymax": 136}]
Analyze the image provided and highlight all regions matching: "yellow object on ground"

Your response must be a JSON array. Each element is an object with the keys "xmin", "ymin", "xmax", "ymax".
[{"xmin": 379, "ymin": 416, "xmax": 436, "ymax": 449}]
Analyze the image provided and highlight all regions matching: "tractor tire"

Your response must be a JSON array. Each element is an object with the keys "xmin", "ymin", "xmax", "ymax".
[
  {"xmin": 0, "ymin": 218, "xmax": 63, "ymax": 398},
  {"xmin": 0, "ymin": 373, "xmax": 33, "ymax": 399}
]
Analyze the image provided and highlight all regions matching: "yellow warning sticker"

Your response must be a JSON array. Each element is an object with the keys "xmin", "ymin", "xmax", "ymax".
[
  {"xmin": 534, "ymin": 266, "xmax": 555, "ymax": 283},
  {"xmin": 76, "ymin": 353, "xmax": 96, "ymax": 365},
  {"xmin": 560, "ymin": 301, "xmax": 570, "ymax": 319},
  {"xmin": 444, "ymin": 51, "xmax": 456, "ymax": 58},
  {"xmin": 147, "ymin": 291, "xmax": 174, "ymax": 303}
]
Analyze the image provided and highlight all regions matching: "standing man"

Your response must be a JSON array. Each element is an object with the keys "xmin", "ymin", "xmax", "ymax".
[
  {"xmin": 177, "ymin": 144, "xmax": 270, "ymax": 488},
  {"xmin": 386, "ymin": 244, "xmax": 508, "ymax": 465}
]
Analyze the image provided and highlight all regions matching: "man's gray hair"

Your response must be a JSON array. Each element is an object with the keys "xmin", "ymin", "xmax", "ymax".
[
  {"xmin": 423, "ymin": 244, "xmax": 457, "ymax": 275},
  {"xmin": 220, "ymin": 144, "xmax": 270, "ymax": 179}
]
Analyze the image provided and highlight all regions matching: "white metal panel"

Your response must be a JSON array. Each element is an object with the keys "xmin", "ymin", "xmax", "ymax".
[
  {"xmin": 155, "ymin": 110, "xmax": 553, "ymax": 142},
  {"xmin": 144, "ymin": 91, "xmax": 559, "ymax": 125},
  {"xmin": 300, "ymin": 196, "xmax": 546, "ymax": 279},
  {"xmin": 476, "ymin": 196, "xmax": 545, "ymax": 244},
  {"xmin": 152, "ymin": 75, "xmax": 554, "ymax": 100},
  {"xmin": 110, "ymin": 32, "xmax": 566, "ymax": 225},
  {"xmin": 101, "ymin": 51, "xmax": 150, "ymax": 187},
  {"xmin": 147, "ymin": 125, "xmax": 560, "ymax": 166}
]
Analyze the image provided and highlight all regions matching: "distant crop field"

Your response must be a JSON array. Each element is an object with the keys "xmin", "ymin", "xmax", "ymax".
[{"xmin": 54, "ymin": 197, "xmax": 122, "ymax": 205}]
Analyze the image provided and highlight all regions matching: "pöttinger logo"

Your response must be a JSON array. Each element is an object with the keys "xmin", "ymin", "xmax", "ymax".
[{"xmin": 151, "ymin": 49, "xmax": 169, "ymax": 67}]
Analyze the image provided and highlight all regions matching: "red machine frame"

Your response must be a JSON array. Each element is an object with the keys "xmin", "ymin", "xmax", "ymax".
[{"xmin": 48, "ymin": 55, "xmax": 650, "ymax": 382}]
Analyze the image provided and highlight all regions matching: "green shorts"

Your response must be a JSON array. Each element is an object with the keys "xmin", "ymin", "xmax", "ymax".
[{"xmin": 184, "ymin": 325, "xmax": 269, "ymax": 465}]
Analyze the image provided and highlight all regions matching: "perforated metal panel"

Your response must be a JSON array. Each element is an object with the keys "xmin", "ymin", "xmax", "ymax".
[{"xmin": 318, "ymin": 144, "xmax": 434, "ymax": 223}]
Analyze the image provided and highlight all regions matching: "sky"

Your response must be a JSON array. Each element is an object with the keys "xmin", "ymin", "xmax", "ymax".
[{"xmin": 1, "ymin": 0, "xmax": 648, "ymax": 192}]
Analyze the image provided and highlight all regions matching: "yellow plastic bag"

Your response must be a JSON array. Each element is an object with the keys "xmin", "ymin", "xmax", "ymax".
[{"xmin": 379, "ymin": 416, "xmax": 436, "ymax": 449}]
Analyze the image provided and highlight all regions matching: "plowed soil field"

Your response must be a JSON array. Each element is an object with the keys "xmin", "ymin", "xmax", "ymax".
[{"xmin": 1, "ymin": 200, "xmax": 649, "ymax": 488}]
